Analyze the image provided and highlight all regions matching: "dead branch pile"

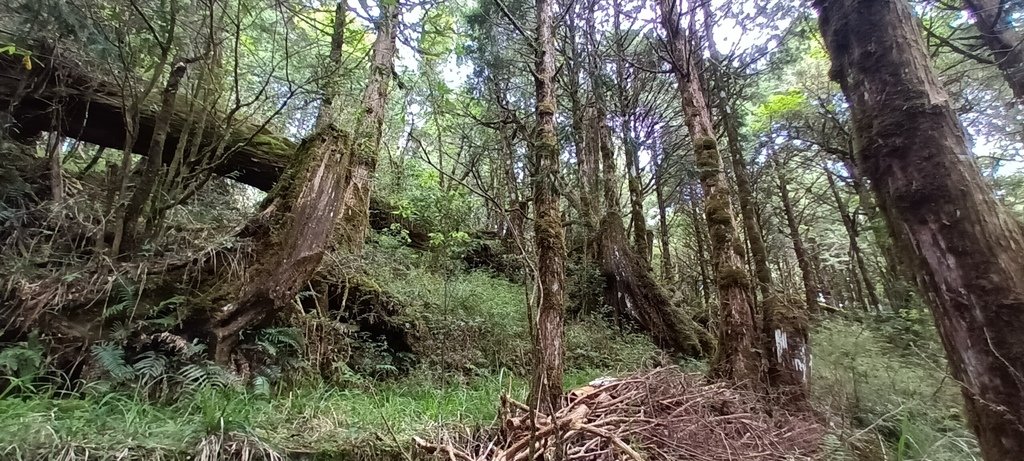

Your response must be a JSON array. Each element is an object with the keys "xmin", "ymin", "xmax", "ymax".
[{"xmin": 415, "ymin": 368, "xmax": 823, "ymax": 461}]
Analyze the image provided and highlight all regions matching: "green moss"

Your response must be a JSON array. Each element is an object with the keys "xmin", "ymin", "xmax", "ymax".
[{"xmin": 718, "ymin": 266, "xmax": 750, "ymax": 290}]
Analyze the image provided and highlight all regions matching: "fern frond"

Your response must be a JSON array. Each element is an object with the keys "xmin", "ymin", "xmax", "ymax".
[
  {"xmin": 132, "ymin": 351, "xmax": 168, "ymax": 380},
  {"xmin": 90, "ymin": 343, "xmax": 134, "ymax": 382},
  {"xmin": 102, "ymin": 277, "xmax": 138, "ymax": 320}
]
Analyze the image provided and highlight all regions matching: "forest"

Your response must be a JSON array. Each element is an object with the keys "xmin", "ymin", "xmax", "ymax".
[{"xmin": 0, "ymin": 0, "xmax": 1022, "ymax": 459}]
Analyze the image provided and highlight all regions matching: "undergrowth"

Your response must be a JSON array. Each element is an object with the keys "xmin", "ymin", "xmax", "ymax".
[
  {"xmin": 812, "ymin": 313, "xmax": 979, "ymax": 460},
  {"xmin": 0, "ymin": 367, "xmax": 621, "ymax": 460},
  {"xmin": 1, "ymin": 232, "xmax": 662, "ymax": 460},
  {"xmin": 361, "ymin": 233, "xmax": 662, "ymax": 376}
]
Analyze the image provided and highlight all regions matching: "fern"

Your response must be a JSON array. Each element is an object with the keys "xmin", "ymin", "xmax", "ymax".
[
  {"xmin": 253, "ymin": 327, "xmax": 302, "ymax": 359},
  {"xmin": 102, "ymin": 277, "xmax": 138, "ymax": 320},
  {"xmin": 178, "ymin": 363, "xmax": 233, "ymax": 393},
  {"xmin": 90, "ymin": 343, "xmax": 134, "ymax": 382},
  {"xmin": 108, "ymin": 320, "xmax": 134, "ymax": 342},
  {"xmin": 252, "ymin": 376, "xmax": 271, "ymax": 397},
  {"xmin": 132, "ymin": 351, "xmax": 168, "ymax": 380}
]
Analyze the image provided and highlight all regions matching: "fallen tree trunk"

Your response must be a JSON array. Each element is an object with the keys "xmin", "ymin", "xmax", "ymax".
[
  {"xmin": 0, "ymin": 47, "xmax": 292, "ymax": 192},
  {"xmin": 598, "ymin": 212, "xmax": 707, "ymax": 357}
]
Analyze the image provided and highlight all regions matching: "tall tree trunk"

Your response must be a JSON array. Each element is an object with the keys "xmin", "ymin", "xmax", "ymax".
[
  {"xmin": 826, "ymin": 170, "xmax": 880, "ymax": 311},
  {"xmin": 688, "ymin": 186, "xmax": 713, "ymax": 311},
  {"xmin": 314, "ymin": 1, "xmax": 349, "ymax": 130},
  {"xmin": 807, "ymin": 236, "xmax": 836, "ymax": 308},
  {"xmin": 211, "ymin": 3, "xmax": 355, "ymax": 363},
  {"xmin": 773, "ymin": 157, "xmax": 820, "ymax": 314},
  {"xmin": 588, "ymin": 0, "xmax": 705, "ymax": 359},
  {"xmin": 722, "ymin": 110, "xmax": 771, "ymax": 303},
  {"xmin": 595, "ymin": 99, "xmax": 702, "ymax": 357},
  {"xmin": 565, "ymin": 5, "xmax": 599, "ymax": 244},
  {"xmin": 817, "ymin": 0, "xmax": 1024, "ymax": 456},
  {"xmin": 703, "ymin": 0, "xmax": 807, "ymax": 395},
  {"xmin": 842, "ymin": 157, "xmax": 908, "ymax": 309},
  {"xmin": 46, "ymin": 132, "xmax": 64, "ymax": 204},
  {"xmin": 724, "ymin": 87, "xmax": 809, "ymax": 395},
  {"xmin": 337, "ymin": 1, "xmax": 400, "ymax": 253},
  {"xmin": 964, "ymin": 0, "xmax": 1024, "ymax": 101},
  {"xmin": 612, "ymin": 0, "xmax": 650, "ymax": 265},
  {"xmin": 653, "ymin": 149, "xmax": 674, "ymax": 285},
  {"xmin": 658, "ymin": 0, "xmax": 762, "ymax": 385},
  {"xmin": 529, "ymin": 0, "xmax": 566, "ymax": 414}
]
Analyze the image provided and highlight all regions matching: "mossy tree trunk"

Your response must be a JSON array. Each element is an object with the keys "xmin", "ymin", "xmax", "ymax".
[
  {"xmin": 703, "ymin": 0, "xmax": 808, "ymax": 397},
  {"xmin": 658, "ymin": 0, "xmax": 762, "ymax": 386},
  {"xmin": 337, "ymin": 1, "xmax": 400, "ymax": 253},
  {"xmin": 211, "ymin": 4, "xmax": 353, "ymax": 363},
  {"xmin": 212, "ymin": 129, "xmax": 352, "ymax": 363},
  {"xmin": 594, "ymin": 101, "xmax": 703, "ymax": 357},
  {"xmin": 817, "ymin": 0, "xmax": 1024, "ymax": 456},
  {"xmin": 529, "ymin": 0, "xmax": 567, "ymax": 414},
  {"xmin": 579, "ymin": 0, "xmax": 703, "ymax": 358},
  {"xmin": 613, "ymin": 0, "xmax": 651, "ymax": 266},
  {"xmin": 721, "ymin": 75, "xmax": 809, "ymax": 395}
]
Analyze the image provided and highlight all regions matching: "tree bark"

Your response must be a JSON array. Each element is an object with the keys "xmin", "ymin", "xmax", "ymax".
[
  {"xmin": 46, "ymin": 133, "xmax": 64, "ymax": 205},
  {"xmin": 817, "ymin": 0, "xmax": 1024, "ymax": 457},
  {"xmin": 659, "ymin": 0, "xmax": 762, "ymax": 385},
  {"xmin": 529, "ymin": 0, "xmax": 567, "ymax": 414},
  {"xmin": 963, "ymin": 0, "xmax": 1024, "ymax": 101},
  {"xmin": 212, "ymin": 128, "xmax": 352, "ymax": 363},
  {"xmin": 826, "ymin": 170, "xmax": 880, "ymax": 311},
  {"xmin": 773, "ymin": 157, "xmax": 820, "ymax": 314},
  {"xmin": 211, "ymin": 4, "xmax": 355, "ymax": 363},
  {"xmin": 337, "ymin": 1, "xmax": 400, "ymax": 253}
]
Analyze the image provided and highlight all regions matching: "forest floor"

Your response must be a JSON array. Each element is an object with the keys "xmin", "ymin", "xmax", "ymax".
[
  {"xmin": 0, "ymin": 257, "xmax": 978, "ymax": 461},
  {"xmin": 1, "ymin": 371, "xmax": 533, "ymax": 460},
  {"xmin": 0, "ymin": 173, "xmax": 977, "ymax": 459}
]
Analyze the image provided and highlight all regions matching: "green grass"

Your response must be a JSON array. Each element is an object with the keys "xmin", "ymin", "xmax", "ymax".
[{"xmin": 0, "ymin": 369, "xmax": 622, "ymax": 460}]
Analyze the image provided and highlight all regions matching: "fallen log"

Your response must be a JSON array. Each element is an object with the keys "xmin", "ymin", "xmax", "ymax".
[
  {"xmin": 598, "ymin": 212, "xmax": 710, "ymax": 357},
  {"xmin": 0, "ymin": 45, "xmax": 292, "ymax": 191}
]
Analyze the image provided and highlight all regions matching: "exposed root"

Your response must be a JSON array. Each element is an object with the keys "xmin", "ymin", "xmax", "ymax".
[{"xmin": 415, "ymin": 367, "xmax": 823, "ymax": 461}]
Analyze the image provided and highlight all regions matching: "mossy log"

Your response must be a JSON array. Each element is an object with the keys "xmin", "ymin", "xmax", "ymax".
[
  {"xmin": 0, "ymin": 46, "xmax": 292, "ymax": 191},
  {"xmin": 597, "ymin": 212, "xmax": 708, "ymax": 357}
]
